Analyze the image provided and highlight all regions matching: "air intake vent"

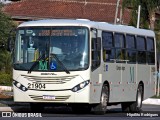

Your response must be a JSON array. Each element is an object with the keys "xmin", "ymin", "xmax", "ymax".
[{"xmin": 22, "ymin": 75, "xmax": 77, "ymax": 84}]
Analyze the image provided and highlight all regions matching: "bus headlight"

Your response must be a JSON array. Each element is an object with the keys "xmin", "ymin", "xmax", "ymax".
[
  {"xmin": 13, "ymin": 80, "xmax": 28, "ymax": 92},
  {"xmin": 16, "ymin": 83, "xmax": 21, "ymax": 88},
  {"xmin": 71, "ymin": 80, "xmax": 90, "ymax": 92}
]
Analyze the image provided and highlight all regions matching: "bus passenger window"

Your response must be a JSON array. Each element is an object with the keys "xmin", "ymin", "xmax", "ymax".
[
  {"xmin": 102, "ymin": 31, "xmax": 115, "ymax": 62},
  {"xmin": 126, "ymin": 35, "xmax": 135, "ymax": 49},
  {"xmin": 137, "ymin": 36, "xmax": 146, "ymax": 64},
  {"xmin": 114, "ymin": 33, "xmax": 125, "ymax": 61},
  {"xmin": 114, "ymin": 33, "xmax": 124, "ymax": 48},
  {"xmin": 92, "ymin": 38, "xmax": 101, "ymax": 70},
  {"xmin": 116, "ymin": 49, "xmax": 125, "ymax": 60},
  {"xmin": 103, "ymin": 48, "xmax": 115, "ymax": 61},
  {"xmin": 126, "ymin": 50, "xmax": 136, "ymax": 63},
  {"xmin": 137, "ymin": 51, "xmax": 146, "ymax": 64},
  {"xmin": 91, "ymin": 29, "xmax": 101, "ymax": 71},
  {"xmin": 126, "ymin": 34, "xmax": 136, "ymax": 63},
  {"xmin": 146, "ymin": 37, "xmax": 155, "ymax": 64}
]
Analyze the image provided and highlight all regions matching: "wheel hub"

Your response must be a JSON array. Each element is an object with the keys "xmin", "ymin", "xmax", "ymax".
[{"xmin": 101, "ymin": 92, "xmax": 107, "ymax": 109}]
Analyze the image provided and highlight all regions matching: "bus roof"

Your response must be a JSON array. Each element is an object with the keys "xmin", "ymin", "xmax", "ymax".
[{"xmin": 18, "ymin": 19, "xmax": 155, "ymax": 37}]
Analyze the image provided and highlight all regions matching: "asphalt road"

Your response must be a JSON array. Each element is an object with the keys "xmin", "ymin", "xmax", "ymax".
[{"xmin": 0, "ymin": 104, "xmax": 160, "ymax": 119}]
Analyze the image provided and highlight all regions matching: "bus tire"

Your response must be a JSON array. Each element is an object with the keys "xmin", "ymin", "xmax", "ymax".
[
  {"xmin": 93, "ymin": 85, "xmax": 109, "ymax": 115},
  {"xmin": 30, "ymin": 103, "xmax": 44, "ymax": 112},
  {"xmin": 130, "ymin": 85, "xmax": 143, "ymax": 112}
]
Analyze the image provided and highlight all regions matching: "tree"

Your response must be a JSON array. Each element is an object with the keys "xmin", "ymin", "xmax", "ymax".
[
  {"xmin": 0, "ymin": 3, "xmax": 16, "ymax": 73},
  {"xmin": 145, "ymin": 0, "xmax": 160, "ymax": 30},
  {"xmin": 122, "ymin": 0, "xmax": 160, "ymax": 30},
  {"xmin": 0, "ymin": 4, "xmax": 15, "ymax": 46}
]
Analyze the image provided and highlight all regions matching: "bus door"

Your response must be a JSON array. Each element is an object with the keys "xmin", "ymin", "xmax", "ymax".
[{"xmin": 90, "ymin": 29, "xmax": 102, "ymax": 103}]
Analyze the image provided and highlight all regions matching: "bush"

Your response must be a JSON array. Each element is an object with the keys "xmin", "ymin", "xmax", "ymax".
[{"xmin": 0, "ymin": 72, "xmax": 12, "ymax": 86}]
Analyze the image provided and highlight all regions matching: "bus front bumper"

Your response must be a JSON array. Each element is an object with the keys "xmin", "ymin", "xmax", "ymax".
[{"xmin": 13, "ymin": 85, "xmax": 90, "ymax": 103}]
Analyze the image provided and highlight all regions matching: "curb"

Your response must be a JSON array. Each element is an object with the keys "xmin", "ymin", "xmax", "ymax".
[
  {"xmin": 0, "ymin": 86, "xmax": 12, "ymax": 92},
  {"xmin": 0, "ymin": 107, "xmax": 13, "ymax": 111},
  {"xmin": 0, "ymin": 106, "xmax": 30, "ymax": 112},
  {"xmin": 142, "ymin": 98, "xmax": 160, "ymax": 105}
]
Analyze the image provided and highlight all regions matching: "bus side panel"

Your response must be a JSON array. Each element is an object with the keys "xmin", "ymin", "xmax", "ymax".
[
  {"xmin": 137, "ymin": 65, "xmax": 155, "ymax": 100},
  {"xmin": 121, "ymin": 64, "xmax": 137, "ymax": 102},
  {"xmin": 102, "ymin": 63, "xmax": 122, "ymax": 103},
  {"xmin": 90, "ymin": 67, "xmax": 103, "ymax": 103},
  {"xmin": 143, "ymin": 65, "xmax": 156, "ymax": 100}
]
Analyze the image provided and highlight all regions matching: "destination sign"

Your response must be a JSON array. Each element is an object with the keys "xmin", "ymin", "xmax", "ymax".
[{"xmin": 38, "ymin": 30, "xmax": 76, "ymax": 36}]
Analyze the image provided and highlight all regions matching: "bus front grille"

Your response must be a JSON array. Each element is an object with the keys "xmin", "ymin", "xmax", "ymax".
[
  {"xmin": 29, "ymin": 95, "xmax": 71, "ymax": 101},
  {"xmin": 22, "ymin": 75, "xmax": 77, "ymax": 84}
]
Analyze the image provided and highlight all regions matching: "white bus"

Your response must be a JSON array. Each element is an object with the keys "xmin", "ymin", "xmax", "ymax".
[{"xmin": 11, "ymin": 19, "xmax": 156, "ymax": 114}]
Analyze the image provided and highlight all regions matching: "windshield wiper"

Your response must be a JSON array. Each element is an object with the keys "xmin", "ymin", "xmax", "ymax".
[
  {"xmin": 28, "ymin": 53, "xmax": 46, "ymax": 74},
  {"xmin": 50, "ymin": 53, "xmax": 70, "ymax": 74}
]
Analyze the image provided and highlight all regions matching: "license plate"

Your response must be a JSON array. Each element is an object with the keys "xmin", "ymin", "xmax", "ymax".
[{"xmin": 43, "ymin": 95, "xmax": 55, "ymax": 100}]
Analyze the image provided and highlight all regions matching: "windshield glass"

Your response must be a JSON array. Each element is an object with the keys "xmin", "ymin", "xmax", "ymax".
[{"xmin": 14, "ymin": 27, "xmax": 89, "ymax": 72}]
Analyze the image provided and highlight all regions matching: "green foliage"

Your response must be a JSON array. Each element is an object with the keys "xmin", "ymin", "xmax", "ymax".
[
  {"xmin": 0, "ymin": 72, "xmax": 12, "ymax": 86},
  {"xmin": 145, "ymin": 0, "xmax": 160, "ymax": 12},
  {"xmin": 0, "ymin": 3, "xmax": 16, "ymax": 77},
  {"xmin": 122, "ymin": 0, "xmax": 160, "ymax": 29},
  {"xmin": 0, "ymin": 4, "xmax": 16, "ymax": 46},
  {"xmin": 123, "ymin": 0, "xmax": 149, "ymax": 28},
  {"xmin": 151, "ymin": 95, "xmax": 160, "ymax": 98},
  {"xmin": 0, "ymin": 50, "xmax": 12, "ymax": 73}
]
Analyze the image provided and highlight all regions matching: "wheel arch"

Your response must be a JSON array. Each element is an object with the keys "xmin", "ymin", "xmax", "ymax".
[
  {"xmin": 138, "ymin": 81, "xmax": 144, "ymax": 100},
  {"xmin": 103, "ymin": 80, "xmax": 110, "ymax": 100}
]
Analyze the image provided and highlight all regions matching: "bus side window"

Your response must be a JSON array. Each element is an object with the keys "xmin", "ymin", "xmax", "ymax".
[
  {"xmin": 102, "ymin": 31, "xmax": 115, "ymax": 62},
  {"xmin": 137, "ymin": 36, "xmax": 146, "ymax": 64},
  {"xmin": 146, "ymin": 37, "xmax": 155, "ymax": 64},
  {"xmin": 126, "ymin": 34, "xmax": 136, "ymax": 63},
  {"xmin": 91, "ymin": 30, "xmax": 101, "ymax": 71},
  {"xmin": 114, "ymin": 33, "xmax": 125, "ymax": 62}
]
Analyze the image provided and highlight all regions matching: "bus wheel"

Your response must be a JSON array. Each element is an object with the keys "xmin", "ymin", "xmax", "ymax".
[
  {"xmin": 30, "ymin": 103, "xmax": 44, "ymax": 112},
  {"xmin": 130, "ymin": 85, "xmax": 143, "ymax": 112},
  {"xmin": 93, "ymin": 85, "xmax": 109, "ymax": 115}
]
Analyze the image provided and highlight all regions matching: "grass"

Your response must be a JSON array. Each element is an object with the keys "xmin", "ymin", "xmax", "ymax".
[{"xmin": 151, "ymin": 95, "xmax": 160, "ymax": 99}]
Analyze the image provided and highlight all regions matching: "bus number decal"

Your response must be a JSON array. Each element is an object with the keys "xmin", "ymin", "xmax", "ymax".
[
  {"xmin": 28, "ymin": 83, "xmax": 46, "ymax": 89},
  {"xmin": 130, "ymin": 67, "xmax": 134, "ymax": 83}
]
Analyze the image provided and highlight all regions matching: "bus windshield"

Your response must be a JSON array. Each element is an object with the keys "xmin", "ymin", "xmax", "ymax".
[{"xmin": 14, "ymin": 27, "xmax": 89, "ymax": 72}]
